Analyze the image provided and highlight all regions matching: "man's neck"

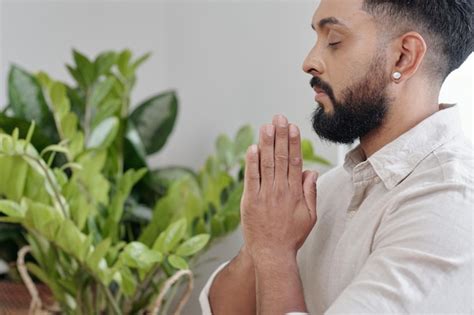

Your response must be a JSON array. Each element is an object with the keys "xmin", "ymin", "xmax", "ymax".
[{"xmin": 359, "ymin": 92, "xmax": 440, "ymax": 158}]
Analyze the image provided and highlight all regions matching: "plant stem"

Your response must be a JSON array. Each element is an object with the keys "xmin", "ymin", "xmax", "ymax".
[
  {"xmin": 84, "ymin": 88, "xmax": 92, "ymax": 142},
  {"xmin": 23, "ymin": 153, "xmax": 68, "ymax": 218}
]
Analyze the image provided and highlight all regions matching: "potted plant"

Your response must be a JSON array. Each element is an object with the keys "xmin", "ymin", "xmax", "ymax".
[{"xmin": 0, "ymin": 49, "xmax": 330, "ymax": 314}]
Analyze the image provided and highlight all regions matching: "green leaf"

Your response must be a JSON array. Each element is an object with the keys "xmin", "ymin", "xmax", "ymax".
[
  {"xmin": 221, "ymin": 182, "xmax": 243, "ymax": 213},
  {"xmin": 0, "ymin": 199, "xmax": 25, "ymax": 218},
  {"xmin": 24, "ymin": 200, "xmax": 63, "ymax": 240},
  {"xmin": 49, "ymin": 82, "xmax": 70, "ymax": 118},
  {"xmin": 40, "ymin": 144, "xmax": 70, "ymax": 157},
  {"xmin": 55, "ymin": 219, "xmax": 87, "ymax": 261},
  {"xmin": 216, "ymin": 134, "xmax": 234, "ymax": 167},
  {"xmin": 131, "ymin": 52, "xmax": 151, "ymax": 72},
  {"xmin": 301, "ymin": 139, "xmax": 331, "ymax": 166},
  {"xmin": 117, "ymin": 266, "xmax": 136, "ymax": 296},
  {"xmin": 104, "ymin": 168, "xmax": 147, "ymax": 240},
  {"xmin": 234, "ymin": 125, "xmax": 254, "ymax": 156},
  {"xmin": 211, "ymin": 216, "xmax": 225, "ymax": 237},
  {"xmin": 7, "ymin": 65, "xmax": 58, "ymax": 141},
  {"xmin": 117, "ymin": 49, "xmax": 132, "ymax": 77},
  {"xmin": 72, "ymin": 49, "xmax": 96, "ymax": 86},
  {"xmin": 27, "ymin": 262, "xmax": 66, "ymax": 303},
  {"xmin": 90, "ymin": 77, "xmax": 115, "ymax": 108},
  {"xmin": 94, "ymin": 51, "xmax": 117, "ymax": 76},
  {"xmin": 129, "ymin": 91, "xmax": 178, "ymax": 155},
  {"xmin": 201, "ymin": 171, "xmax": 233, "ymax": 209},
  {"xmin": 123, "ymin": 122, "xmax": 148, "ymax": 169},
  {"xmin": 120, "ymin": 242, "xmax": 162, "ymax": 270},
  {"xmin": 175, "ymin": 234, "xmax": 210, "ymax": 257},
  {"xmin": 86, "ymin": 116, "xmax": 119, "ymax": 149},
  {"xmin": 87, "ymin": 238, "xmax": 111, "ymax": 271},
  {"xmin": 223, "ymin": 212, "xmax": 240, "ymax": 232},
  {"xmin": 168, "ymin": 254, "xmax": 189, "ymax": 270},
  {"xmin": 152, "ymin": 218, "xmax": 187, "ymax": 253}
]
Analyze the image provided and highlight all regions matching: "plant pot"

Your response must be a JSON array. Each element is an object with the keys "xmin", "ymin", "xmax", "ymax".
[{"xmin": 0, "ymin": 280, "xmax": 54, "ymax": 315}]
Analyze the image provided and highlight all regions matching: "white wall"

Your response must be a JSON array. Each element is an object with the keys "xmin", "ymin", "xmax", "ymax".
[{"xmin": 1, "ymin": 1, "xmax": 472, "ymax": 314}]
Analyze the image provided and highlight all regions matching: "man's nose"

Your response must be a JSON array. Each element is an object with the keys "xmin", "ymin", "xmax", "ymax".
[{"xmin": 302, "ymin": 46, "xmax": 324, "ymax": 76}]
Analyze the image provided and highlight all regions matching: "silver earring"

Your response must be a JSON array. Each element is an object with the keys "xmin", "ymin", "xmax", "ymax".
[{"xmin": 392, "ymin": 71, "xmax": 402, "ymax": 80}]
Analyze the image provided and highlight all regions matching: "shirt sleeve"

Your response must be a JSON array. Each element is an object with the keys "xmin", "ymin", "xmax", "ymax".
[
  {"xmin": 325, "ymin": 182, "xmax": 473, "ymax": 314},
  {"xmin": 199, "ymin": 261, "xmax": 230, "ymax": 315}
]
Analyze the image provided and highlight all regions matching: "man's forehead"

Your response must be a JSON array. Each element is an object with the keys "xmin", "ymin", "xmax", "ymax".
[{"xmin": 312, "ymin": 0, "xmax": 367, "ymax": 30}]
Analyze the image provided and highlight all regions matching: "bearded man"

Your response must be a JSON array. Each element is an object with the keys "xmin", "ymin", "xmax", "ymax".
[{"xmin": 200, "ymin": 0, "xmax": 473, "ymax": 314}]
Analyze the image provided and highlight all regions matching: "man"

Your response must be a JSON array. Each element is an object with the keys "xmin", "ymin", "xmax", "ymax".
[{"xmin": 200, "ymin": 0, "xmax": 473, "ymax": 314}]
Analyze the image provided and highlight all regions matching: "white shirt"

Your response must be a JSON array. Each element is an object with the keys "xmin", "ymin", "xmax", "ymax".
[{"xmin": 200, "ymin": 104, "xmax": 474, "ymax": 314}]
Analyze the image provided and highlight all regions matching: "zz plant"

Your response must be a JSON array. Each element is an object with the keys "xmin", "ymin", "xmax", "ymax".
[{"xmin": 0, "ymin": 49, "xmax": 330, "ymax": 314}]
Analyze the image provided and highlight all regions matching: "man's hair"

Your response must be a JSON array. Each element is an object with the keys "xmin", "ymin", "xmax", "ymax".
[{"xmin": 362, "ymin": 0, "xmax": 473, "ymax": 83}]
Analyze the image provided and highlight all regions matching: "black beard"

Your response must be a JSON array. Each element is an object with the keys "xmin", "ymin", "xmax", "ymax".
[{"xmin": 310, "ymin": 54, "xmax": 391, "ymax": 144}]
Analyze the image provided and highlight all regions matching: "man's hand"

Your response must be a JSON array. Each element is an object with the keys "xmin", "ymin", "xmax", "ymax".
[{"xmin": 241, "ymin": 114, "xmax": 318, "ymax": 261}]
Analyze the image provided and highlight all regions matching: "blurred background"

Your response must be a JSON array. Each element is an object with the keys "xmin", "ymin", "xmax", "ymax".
[{"xmin": 0, "ymin": 0, "xmax": 472, "ymax": 313}]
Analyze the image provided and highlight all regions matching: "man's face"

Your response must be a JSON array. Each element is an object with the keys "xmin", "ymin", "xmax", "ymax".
[{"xmin": 303, "ymin": 0, "xmax": 392, "ymax": 144}]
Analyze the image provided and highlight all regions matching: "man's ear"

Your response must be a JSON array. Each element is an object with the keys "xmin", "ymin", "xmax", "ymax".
[{"xmin": 391, "ymin": 31, "xmax": 427, "ymax": 82}]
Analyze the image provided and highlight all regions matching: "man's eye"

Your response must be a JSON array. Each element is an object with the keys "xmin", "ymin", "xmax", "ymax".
[{"xmin": 328, "ymin": 42, "xmax": 341, "ymax": 47}]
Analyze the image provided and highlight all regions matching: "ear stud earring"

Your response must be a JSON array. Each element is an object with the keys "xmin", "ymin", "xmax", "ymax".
[{"xmin": 392, "ymin": 71, "xmax": 402, "ymax": 80}]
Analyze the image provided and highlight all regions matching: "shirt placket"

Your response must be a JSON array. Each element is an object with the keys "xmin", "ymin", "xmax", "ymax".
[{"xmin": 346, "ymin": 163, "xmax": 373, "ymax": 221}]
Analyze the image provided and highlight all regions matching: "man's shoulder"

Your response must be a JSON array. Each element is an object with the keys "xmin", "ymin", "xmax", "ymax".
[{"xmin": 406, "ymin": 135, "xmax": 474, "ymax": 187}]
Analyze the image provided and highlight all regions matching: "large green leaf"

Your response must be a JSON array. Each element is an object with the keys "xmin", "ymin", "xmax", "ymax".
[
  {"xmin": 72, "ymin": 49, "xmax": 96, "ymax": 87},
  {"xmin": 94, "ymin": 51, "xmax": 117, "ymax": 76},
  {"xmin": 175, "ymin": 234, "xmax": 210, "ymax": 257},
  {"xmin": 151, "ymin": 218, "xmax": 187, "ymax": 253},
  {"xmin": 120, "ymin": 241, "xmax": 162, "ymax": 270},
  {"xmin": 123, "ymin": 122, "xmax": 148, "ymax": 170},
  {"xmin": 167, "ymin": 254, "xmax": 188, "ymax": 270},
  {"xmin": 86, "ymin": 116, "xmax": 119, "ymax": 149},
  {"xmin": 7, "ymin": 65, "xmax": 58, "ymax": 141},
  {"xmin": 129, "ymin": 91, "xmax": 178, "ymax": 155}
]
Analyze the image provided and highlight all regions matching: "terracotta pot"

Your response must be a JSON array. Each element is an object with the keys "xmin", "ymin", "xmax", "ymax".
[{"xmin": 0, "ymin": 281, "xmax": 54, "ymax": 315}]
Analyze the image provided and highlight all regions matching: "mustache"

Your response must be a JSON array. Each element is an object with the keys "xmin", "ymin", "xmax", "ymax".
[{"xmin": 310, "ymin": 76, "xmax": 333, "ymax": 97}]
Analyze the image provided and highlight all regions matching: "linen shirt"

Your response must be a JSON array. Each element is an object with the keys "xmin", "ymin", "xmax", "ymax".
[{"xmin": 200, "ymin": 104, "xmax": 473, "ymax": 314}]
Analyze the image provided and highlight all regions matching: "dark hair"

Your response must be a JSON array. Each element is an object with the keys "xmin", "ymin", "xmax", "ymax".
[{"xmin": 362, "ymin": 0, "xmax": 473, "ymax": 82}]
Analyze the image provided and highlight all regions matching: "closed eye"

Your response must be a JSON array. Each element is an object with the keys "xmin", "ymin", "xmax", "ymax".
[{"xmin": 328, "ymin": 42, "xmax": 341, "ymax": 47}]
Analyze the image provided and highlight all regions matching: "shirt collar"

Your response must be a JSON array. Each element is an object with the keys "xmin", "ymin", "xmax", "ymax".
[{"xmin": 343, "ymin": 104, "xmax": 464, "ymax": 190}]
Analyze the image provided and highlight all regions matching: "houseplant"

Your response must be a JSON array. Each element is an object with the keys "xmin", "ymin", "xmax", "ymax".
[{"xmin": 0, "ymin": 49, "xmax": 330, "ymax": 313}]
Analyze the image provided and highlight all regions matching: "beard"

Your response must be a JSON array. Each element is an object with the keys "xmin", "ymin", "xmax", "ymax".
[{"xmin": 310, "ymin": 52, "xmax": 391, "ymax": 144}]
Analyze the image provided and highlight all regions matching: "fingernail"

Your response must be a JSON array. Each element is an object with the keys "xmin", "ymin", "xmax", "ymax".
[
  {"xmin": 277, "ymin": 115, "xmax": 288, "ymax": 127},
  {"xmin": 289, "ymin": 125, "xmax": 299, "ymax": 137},
  {"xmin": 250, "ymin": 144, "xmax": 258, "ymax": 154},
  {"xmin": 266, "ymin": 124, "xmax": 274, "ymax": 137}
]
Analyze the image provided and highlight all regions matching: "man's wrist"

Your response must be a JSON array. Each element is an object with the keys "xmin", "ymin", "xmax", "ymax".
[{"xmin": 253, "ymin": 250, "xmax": 298, "ymax": 273}]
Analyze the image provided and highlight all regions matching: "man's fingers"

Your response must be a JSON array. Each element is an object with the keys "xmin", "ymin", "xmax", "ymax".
[
  {"xmin": 259, "ymin": 124, "xmax": 275, "ymax": 193},
  {"xmin": 288, "ymin": 124, "xmax": 303, "ymax": 197},
  {"xmin": 272, "ymin": 114, "xmax": 289, "ymax": 190},
  {"xmin": 243, "ymin": 144, "xmax": 260, "ymax": 199},
  {"xmin": 302, "ymin": 170, "xmax": 318, "ymax": 222}
]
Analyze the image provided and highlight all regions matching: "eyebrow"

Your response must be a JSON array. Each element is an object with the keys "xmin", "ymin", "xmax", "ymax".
[{"xmin": 311, "ymin": 17, "xmax": 348, "ymax": 31}]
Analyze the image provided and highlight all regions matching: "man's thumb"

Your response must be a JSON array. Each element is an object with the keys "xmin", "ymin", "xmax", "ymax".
[{"xmin": 302, "ymin": 170, "xmax": 318, "ymax": 217}]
